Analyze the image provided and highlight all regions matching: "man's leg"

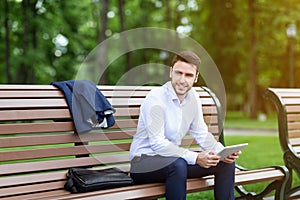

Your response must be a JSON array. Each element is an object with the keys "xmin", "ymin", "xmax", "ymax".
[
  {"xmin": 165, "ymin": 158, "xmax": 187, "ymax": 199},
  {"xmin": 187, "ymin": 162, "xmax": 235, "ymax": 200},
  {"xmin": 213, "ymin": 162, "xmax": 235, "ymax": 199},
  {"xmin": 130, "ymin": 155, "xmax": 188, "ymax": 200}
]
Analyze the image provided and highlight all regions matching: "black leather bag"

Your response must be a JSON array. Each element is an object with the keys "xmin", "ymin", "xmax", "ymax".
[{"xmin": 64, "ymin": 167, "xmax": 133, "ymax": 193}]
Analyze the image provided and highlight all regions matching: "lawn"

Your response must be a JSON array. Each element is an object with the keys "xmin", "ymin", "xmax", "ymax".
[
  {"xmin": 184, "ymin": 111, "xmax": 298, "ymax": 199},
  {"xmin": 186, "ymin": 134, "xmax": 295, "ymax": 200},
  {"xmin": 224, "ymin": 111, "xmax": 278, "ymax": 130}
]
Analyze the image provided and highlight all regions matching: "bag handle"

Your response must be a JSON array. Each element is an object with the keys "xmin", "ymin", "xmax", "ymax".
[{"xmin": 64, "ymin": 170, "xmax": 79, "ymax": 193}]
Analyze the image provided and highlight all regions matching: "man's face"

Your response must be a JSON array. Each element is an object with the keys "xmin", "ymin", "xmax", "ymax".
[{"xmin": 169, "ymin": 60, "xmax": 198, "ymax": 100}]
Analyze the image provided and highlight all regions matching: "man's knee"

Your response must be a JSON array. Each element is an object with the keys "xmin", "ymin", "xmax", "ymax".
[
  {"xmin": 168, "ymin": 158, "xmax": 188, "ymax": 178},
  {"xmin": 216, "ymin": 161, "xmax": 235, "ymax": 176}
]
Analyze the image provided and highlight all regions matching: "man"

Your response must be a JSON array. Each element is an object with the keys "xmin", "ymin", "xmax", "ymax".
[{"xmin": 129, "ymin": 51, "xmax": 240, "ymax": 200}]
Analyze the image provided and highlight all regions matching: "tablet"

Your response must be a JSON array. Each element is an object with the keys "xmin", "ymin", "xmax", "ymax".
[{"xmin": 216, "ymin": 143, "xmax": 248, "ymax": 160}]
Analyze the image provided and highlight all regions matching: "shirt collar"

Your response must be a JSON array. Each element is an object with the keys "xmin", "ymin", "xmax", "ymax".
[{"xmin": 164, "ymin": 81, "xmax": 191, "ymax": 105}]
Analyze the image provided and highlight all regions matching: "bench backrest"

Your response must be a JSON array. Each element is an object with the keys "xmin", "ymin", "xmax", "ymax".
[
  {"xmin": 0, "ymin": 84, "xmax": 223, "ymax": 198},
  {"xmin": 265, "ymin": 88, "xmax": 300, "ymax": 160}
]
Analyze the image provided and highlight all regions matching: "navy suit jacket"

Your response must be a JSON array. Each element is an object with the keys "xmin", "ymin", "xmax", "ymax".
[{"xmin": 51, "ymin": 80, "xmax": 115, "ymax": 134}]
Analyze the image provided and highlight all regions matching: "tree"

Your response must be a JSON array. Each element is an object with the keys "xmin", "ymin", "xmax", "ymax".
[
  {"xmin": 1, "ymin": 0, "xmax": 300, "ymax": 116},
  {"xmin": 18, "ymin": 0, "xmax": 30, "ymax": 83},
  {"xmin": 248, "ymin": 0, "xmax": 257, "ymax": 119},
  {"xmin": 98, "ymin": 0, "xmax": 109, "ymax": 84},
  {"xmin": 4, "ymin": 0, "xmax": 12, "ymax": 83},
  {"xmin": 117, "ymin": 0, "xmax": 132, "ymax": 84}
]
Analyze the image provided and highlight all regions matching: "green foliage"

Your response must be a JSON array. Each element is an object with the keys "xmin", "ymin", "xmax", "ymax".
[{"xmin": 1, "ymin": 0, "xmax": 300, "ymax": 111}]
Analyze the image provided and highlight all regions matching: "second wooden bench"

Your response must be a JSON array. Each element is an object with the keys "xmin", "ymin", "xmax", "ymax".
[{"xmin": 265, "ymin": 88, "xmax": 300, "ymax": 199}]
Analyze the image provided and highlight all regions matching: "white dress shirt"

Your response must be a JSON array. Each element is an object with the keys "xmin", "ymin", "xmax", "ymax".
[{"xmin": 129, "ymin": 81, "xmax": 224, "ymax": 165}]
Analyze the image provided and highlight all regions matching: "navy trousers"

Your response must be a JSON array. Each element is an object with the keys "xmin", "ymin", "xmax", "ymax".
[{"xmin": 130, "ymin": 155, "xmax": 235, "ymax": 200}]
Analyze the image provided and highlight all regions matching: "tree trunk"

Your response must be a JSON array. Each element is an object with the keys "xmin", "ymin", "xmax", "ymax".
[
  {"xmin": 4, "ymin": 0, "xmax": 12, "ymax": 83},
  {"xmin": 165, "ymin": 0, "xmax": 172, "ymax": 64},
  {"xmin": 29, "ymin": 0, "xmax": 37, "ymax": 83},
  {"xmin": 118, "ymin": 0, "xmax": 132, "ymax": 84},
  {"xmin": 18, "ymin": 0, "xmax": 30, "ymax": 83},
  {"xmin": 248, "ymin": 0, "xmax": 257, "ymax": 119},
  {"xmin": 98, "ymin": 0, "xmax": 109, "ymax": 84}
]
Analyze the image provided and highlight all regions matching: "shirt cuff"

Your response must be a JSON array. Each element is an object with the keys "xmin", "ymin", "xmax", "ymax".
[
  {"xmin": 214, "ymin": 142, "xmax": 225, "ymax": 153},
  {"xmin": 182, "ymin": 150, "xmax": 199, "ymax": 165}
]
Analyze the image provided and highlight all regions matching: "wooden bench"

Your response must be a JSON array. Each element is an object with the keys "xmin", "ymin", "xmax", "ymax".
[
  {"xmin": 0, "ymin": 84, "xmax": 289, "ymax": 200},
  {"xmin": 264, "ymin": 88, "xmax": 300, "ymax": 199}
]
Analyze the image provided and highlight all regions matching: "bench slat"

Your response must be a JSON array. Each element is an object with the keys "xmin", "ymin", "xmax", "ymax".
[
  {"xmin": 0, "ymin": 125, "xmax": 217, "ymax": 147},
  {"xmin": 0, "ymin": 181, "xmax": 64, "ymax": 198},
  {"xmin": 27, "ymin": 168, "xmax": 285, "ymax": 200},
  {"xmin": 282, "ymin": 98, "xmax": 300, "ymax": 105},
  {"xmin": 0, "ymin": 90, "xmax": 211, "ymax": 99},
  {"xmin": 0, "ymin": 99, "xmax": 67, "ymax": 109},
  {"xmin": 0, "ymin": 119, "xmax": 139, "ymax": 135},
  {"xmin": 0, "ymin": 143, "xmax": 132, "ymax": 161},
  {"xmin": 287, "ymin": 113, "xmax": 300, "ymax": 122},
  {"xmin": 288, "ymin": 122, "xmax": 300, "ymax": 130},
  {"xmin": 1, "ymin": 136, "xmax": 216, "ymax": 161},
  {"xmin": 0, "ymin": 165, "xmax": 131, "ymax": 188},
  {"xmin": 288, "ymin": 130, "xmax": 300, "ymax": 138},
  {"xmin": 294, "ymin": 146, "xmax": 300, "ymax": 154},
  {"xmin": 0, "ymin": 85, "xmax": 206, "ymax": 92},
  {"xmin": 0, "ymin": 154, "xmax": 130, "ymax": 175},
  {"xmin": 0, "ymin": 131, "xmax": 136, "ymax": 148},
  {"xmin": 0, "ymin": 107, "xmax": 215, "ymax": 122},
  {"xmin": 0, "ymin": 168, "xmax": 285, "ymax": 200},
  {"xmin": 269, "ymin": 88, "xmax": 300, "ymax": 94},
  {"xmin": 0, "ymin": 90, "xmax": 63, "ymax": 98},
  {"xmin": 290, "ymin": 138, "xmax": 300, "ymax": 145},
  {"xmin": 0, "ymin": 190, "xmax": 70, "ymax": 200},
  {"xmin": 202, "ymin": 106, "xmax": 217, "ymax": 114},
  {"xmin": 0, "ymin": 171, "xmax": 66, "ymax": 188},
  {"xmin": 0, "ymin": 108, "xmax": 141, "ymax": 121},
  {"xmin": 0, "ymin": 109, "xmax": 71, "ymax": 121},
  {"xmin": 0, "ymin": 119, "xmax": 217, "ymax": 136},
  {"xmin": 0, "ymin": 122, "xmax": 74, "ymax": 134},
  {"xmin": 0, "ymin": 97, "xmax": 216, "ymax": 109},
  {"xmin": 286, "ymin": 105, "xmax": 300, "ymax": 113}
]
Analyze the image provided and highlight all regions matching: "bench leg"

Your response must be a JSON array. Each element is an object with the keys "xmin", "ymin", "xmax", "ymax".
[
  {"xmin": 235, "ymin": 185, "xmax": 257, "ymax": 200},
  {"xmin": 284, "ymin": 151, "xmax": 300, "ymax": 199},
  {"xmin": 235, "ymin": 166, "xmax": 289, "ymax": 200},
  {"xmin": 235, "ymin": 180, "xmax": 283, "ymax": 200}
]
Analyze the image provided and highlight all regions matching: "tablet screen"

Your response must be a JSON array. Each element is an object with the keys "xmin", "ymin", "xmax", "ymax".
[{"xmin": 216, "ymin": 143, "xmax": 248, "ymax": 160}]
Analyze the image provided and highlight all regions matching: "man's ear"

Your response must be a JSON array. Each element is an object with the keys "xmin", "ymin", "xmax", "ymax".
[
  {"xmin": 169, "ymin": 67, "xmax": 173, "ymax": 79},
  {"xmin": 194, "ymin": 72, "xmax": 199, "ymax": 83}
]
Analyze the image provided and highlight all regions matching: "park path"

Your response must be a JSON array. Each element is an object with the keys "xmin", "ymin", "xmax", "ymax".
[{"xmin": 224, "ymin": 128, "xmax": 277, "ymax": 136}]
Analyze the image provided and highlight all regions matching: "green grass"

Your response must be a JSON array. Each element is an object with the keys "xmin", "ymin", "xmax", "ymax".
[
  {"xmin": 184, "ymin": 134, "xmax": 300, "ymax": 199},
  {"xmin": 224, "ymin": 111, "xmax": 278, "ymax": 130}
]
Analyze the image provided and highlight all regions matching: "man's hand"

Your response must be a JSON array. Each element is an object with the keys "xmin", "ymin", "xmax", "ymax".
[
  {"xmin": 222, "ymin": 150, "xmax": 242, "ymax": 163},
  {"xmin": 196, "ymin": 150, "xmax": 220, "ymax": 168}
]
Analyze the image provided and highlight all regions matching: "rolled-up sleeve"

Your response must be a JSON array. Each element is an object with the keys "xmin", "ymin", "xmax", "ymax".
[{"xmin": 189, "ymin": 95, "xmax": 224, "ymax": 153}]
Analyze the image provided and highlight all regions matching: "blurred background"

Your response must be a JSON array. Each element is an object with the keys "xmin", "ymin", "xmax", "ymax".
[{"xmin": 1, "ymin": 0, "xmax": 300, "ymax": 119}]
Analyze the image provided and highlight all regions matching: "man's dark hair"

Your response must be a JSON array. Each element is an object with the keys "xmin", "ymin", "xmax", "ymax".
[{"xmin": 171, "ymin": 51, "xmax": 201, "ymax": 69}]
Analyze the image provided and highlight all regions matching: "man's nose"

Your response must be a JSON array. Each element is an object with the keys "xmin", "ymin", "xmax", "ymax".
[{"xmin": 179, "ymin": 74, "xmax": 186, "ymax": 82}]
